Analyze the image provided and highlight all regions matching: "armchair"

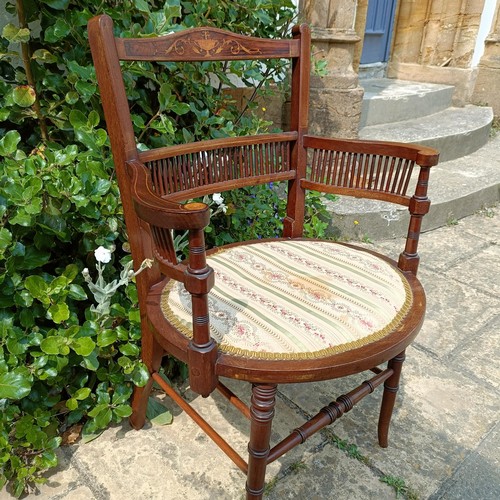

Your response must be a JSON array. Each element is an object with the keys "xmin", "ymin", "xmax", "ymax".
[{"xmin": 88, "ymin": 15, "xmax": 438, "ymax": 499}]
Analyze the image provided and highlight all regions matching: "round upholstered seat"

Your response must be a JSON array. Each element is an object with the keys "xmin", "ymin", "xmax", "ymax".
[{"xmin": 161, "ymin": 240, "xmax": 412, "ymax": 360}]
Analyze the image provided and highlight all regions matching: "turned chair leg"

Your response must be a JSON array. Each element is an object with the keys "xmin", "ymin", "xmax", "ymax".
[
  {"xmin": 130, "ymin": 331, "xmax": 164, "ymax": 430},
  {"xmin": 246, "ymin": 384, "xmax": 278, "ymax": 500},
  {"xmin": 378, "ymin": 350, "xmax": 406, "ymax": 448}
]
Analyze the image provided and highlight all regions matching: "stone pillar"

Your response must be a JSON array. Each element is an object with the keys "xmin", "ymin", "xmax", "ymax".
[
  {"xmin": 353, "ymin": 0, "xmax": 369, "ymax": 71},
  {"xmin": 300, "ymin": 0, "xmax": 364, "ymax": 138},
  {"xmin": 472, "ymin": 5, "xmax": 500, "ymax": 115}
]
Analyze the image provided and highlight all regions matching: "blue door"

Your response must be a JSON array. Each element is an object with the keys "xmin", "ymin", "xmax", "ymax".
[{"xmin": 360, "ymin": 0, "xmax": 397, "ymax": 64}]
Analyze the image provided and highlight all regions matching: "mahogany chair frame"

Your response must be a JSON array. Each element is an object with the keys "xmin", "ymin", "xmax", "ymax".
[{"xmin": 88, "ymin": 15, "xmax": 439, "ymax": 499}]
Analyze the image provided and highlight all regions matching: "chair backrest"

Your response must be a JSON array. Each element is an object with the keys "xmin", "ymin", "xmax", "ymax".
[
  {"xmin": 88, "ymin": 14, "xmax": 439, "ymax": 282},
  {"xmin": 88, "ymin": 15, "xmax": 310, "ymax": 270}
]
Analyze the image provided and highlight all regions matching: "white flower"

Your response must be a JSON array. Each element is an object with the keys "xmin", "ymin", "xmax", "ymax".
[
  {"xmin": 94, "ymin": 246, "xmax": 112, "ymax": 264},
  {"xmin": 212, "ymin": 193, "xmax": 224, "ymax": 205},
  {"xmin": 212, "ymin": 193, "xmax": 228, "ymax": 213}
]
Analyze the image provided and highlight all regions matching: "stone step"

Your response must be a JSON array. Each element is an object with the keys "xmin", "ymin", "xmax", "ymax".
[
  {"xmin": 359, "ymin": 105, "xmax": 493, "ymax": 162},
  {"xmin": 325, "ymin": 133, "xmax": 500, "ymax": 241},
  {"xmin": 360, "ymin": 79, "xmax": 455, "ymax": 127}
]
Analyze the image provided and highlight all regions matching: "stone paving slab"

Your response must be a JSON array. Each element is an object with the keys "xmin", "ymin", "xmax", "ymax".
[
  {"xmin": 24, "ymin": 205, "xmax": 500, "ymax": 500},
  {"xmin": 278, "ymin": 343, "xmax": 499, "ymax": 499},
  {"xmin": 429, "ymin": 422, "xmax": 500, "ymax": 500},
  {"xmin": 450, "ymin": 313, "xmax": 500, "ymax": 390}
]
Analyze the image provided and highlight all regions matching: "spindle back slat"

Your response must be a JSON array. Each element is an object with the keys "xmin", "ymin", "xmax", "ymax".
[
  {"xmin": 140, "ymin": 134, "xmax": 295, "ymax": 200},
  {"xmin": 303, "ymin": 138, "xmax": 418, "ymax": 205}
]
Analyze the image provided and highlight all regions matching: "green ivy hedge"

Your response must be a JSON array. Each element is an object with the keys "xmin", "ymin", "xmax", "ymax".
[{"xmin": 0, "ymin": 0, "xmax": 337, "ymax": 496}]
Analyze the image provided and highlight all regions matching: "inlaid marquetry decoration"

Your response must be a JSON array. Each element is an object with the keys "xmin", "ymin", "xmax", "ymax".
[
  {"xmin": 115, "ymin": 27, "xmax": 300, "ymax": 61},
  {"xmin": 162, "ymin": 30, "xmax": 262, "ymax": 58}
]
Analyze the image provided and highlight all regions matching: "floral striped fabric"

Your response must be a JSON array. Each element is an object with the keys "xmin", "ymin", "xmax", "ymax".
[{"xmin": 161, "ymin": 240, "xmax": 412, "ymax": 360}]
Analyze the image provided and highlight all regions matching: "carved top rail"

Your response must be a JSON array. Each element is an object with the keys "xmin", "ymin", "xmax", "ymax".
[{"xmin": 115, "ymin": 27, "xmax": 301, "ymax": 61}]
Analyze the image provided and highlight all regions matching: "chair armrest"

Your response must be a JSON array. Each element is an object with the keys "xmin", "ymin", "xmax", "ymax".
[
  {"xmin": 125, "ymin": 159, "xmax": 218, "ymax": 396},
  {"xmin": 303, "ymin": 135, "xmax": 439, "ymax": 167},
  {"xmin": 126, "ymin": 159, "xmax": 213, "ymax": 283},
  {"xmin": 300, "ymin": 135, "xmax": 439, "ymax": 207},
  {"xmin": 127, "ymin": 159, "xmax": 211, "ymax": 230}
]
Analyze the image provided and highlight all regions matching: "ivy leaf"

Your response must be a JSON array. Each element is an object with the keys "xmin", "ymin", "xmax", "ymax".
[
  {"xmin": 14, "ymin": 290, "xmax": 33, "ymax": 308},
  {"xmin": 89, "ymin": 405, "xmax": 112, "ymax": 429},
  {"xmin": 80, "ymin": 425, "xmax": 103, "ymax": 444},
  {"xmin": 17, "ymin": 247, "xmax": 50, "ymax": 270},
  {"xmin": 87, "ymin": 110, "xmax": 100, "ymax": 128},
  {"xmin": 72, "ymin": 337, "xmax": 96, "ymax": 357},
  {"xmin": 44, "ymin": 18, "xmax": 70, "ymax": 42},
  {"xmin": 68, "ymin": 109, "xmax": 87, "ymax": 129},
  {"xmin": 73, "ymin": 387, "xmax": 91, "ymax": 400},
  {"xmin": 113, "ymin": 404, "xmax": 132, "ymax": 418},
  {"xmin": 68, "ymin": 284, "xmax": 87, "ymax": 300},
  {"xmin": 48, "ymin": 302, "xmax": 70, "ymax": 324},
  {"xmin": 158, "ymin": 83, "xmax": 172, "ymax": 111},
  {"xmin": 171, "ymin": 101, "xmax": 191, "ymax": 116},
  {"xmin": 87, "ymin": 403, "xmax": 109, "ymax": 418},
  {"xmin": 8, "ymin": 210, "xmax": 32, "ymax": 227},
  {"xmin": 146, "ymin": 397, "xmax": 173, "ymax": 425},
  {"xmin": 62, "ymin": 263, "xmax": 79, "ymax": 281},
  {"xmin": 65, "ymin": 91, "xmax": 79, "ymax": 104},
  {"xmin": 32, "ymin": 49, "xmax": 58, "ymax": 64},
  {"xmin": 75, "ymin": 81, "xmax": 96, "ymax": 101},
  {"xmin": 131, "ymin": 363, "xmax": 150, "ymax": 387},
  {"xmin": 41, "ymin": 0, "xmax": 70, "ymax": 10},
  {"xmin": 112, "ymin": 384, "xmax": 133, "ymax": 405},
  {"xmin": 66, "ymin": 397, "xmax": 78, "ymax": 410},
  {"xmin": 0, "ymin": 369, "xmax": 32, "ymax": 400},
  {"xmin": 24, "ymin": 275, "xmax": 49, "ymax": 304},
  {"xmin": 40, "ymin": 336, "xmax": 65, "ymax": 355},
  {"xmin": 0, "ymin": 130, "xmax": 21, "ymax": 156},
  {"xmin": 36, "ymin": 450, "xmax": 59, "ymax": 470},
  {"xmin": 13, "ymin": 85, "xmax": 36, "ymax": 107},
  {"xmin": 80, "ymin": 349, "xmax": 99, "ymax": 371},
  {"xmin": 0, "ymin": 228, "xmax": 12, "ymax": 252},
  {"xmin": 134, "ymin": 0, "xmax": 150, "ymax": 13},
  {"xmin": 118, "ymin": 342, "xmax": 140, "ymax": 357},
  {"xmin": 97, "ymin": 329, "xmax": 117, "ymax": 347},
  {"xmin": 2, "ymin": 23, "xmax": 30, "ymax": 43}
]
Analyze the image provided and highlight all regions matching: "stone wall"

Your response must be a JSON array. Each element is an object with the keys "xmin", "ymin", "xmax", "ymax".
[
  {"xmin": 472, "ymin": 4, "xmax": 500, "ymax": 115},
  {"xmin": 387, "ymin": 0, "xmax": 486, "ymax": 105}
]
